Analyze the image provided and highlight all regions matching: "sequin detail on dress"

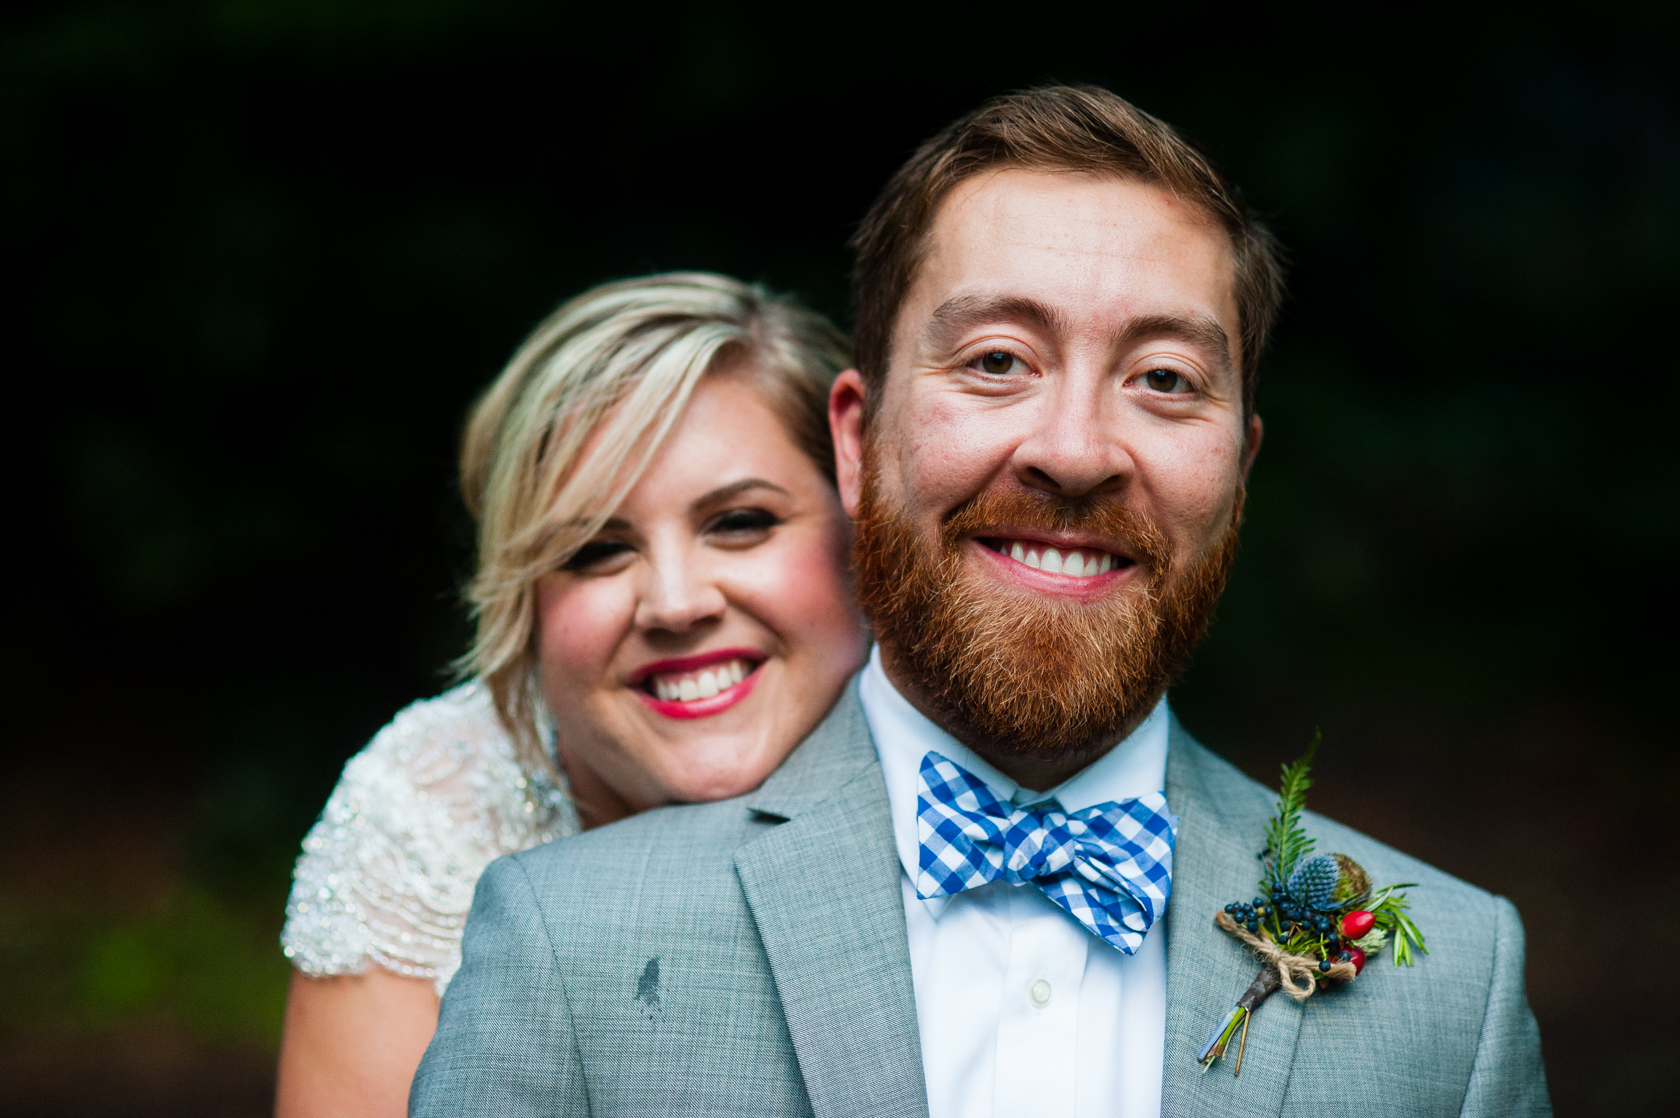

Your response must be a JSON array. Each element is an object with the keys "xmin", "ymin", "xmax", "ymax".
[{"xmin": 280, "ymin": 681, "xmax": 577, "ymax": 995}]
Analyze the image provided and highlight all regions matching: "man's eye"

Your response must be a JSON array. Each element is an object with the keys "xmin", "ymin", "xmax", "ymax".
[
  {"xmin": 563, "ymin": 539, "xmax": 632, "ymax": 571},
  {"xmin": 975, "ymin": 351, "xmax": 1022, "ymax": 376},
  {"xmin": 708, "ymin": 508, "xmax": 779, "ymax": 535},
  {"xmin": 1144, "ymin": 368, "xmax": 1192, "ymax": 394}
]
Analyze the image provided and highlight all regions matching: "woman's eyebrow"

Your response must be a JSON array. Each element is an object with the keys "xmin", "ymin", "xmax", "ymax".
[{"xmin": 693, "ymin": 478, "xmax": 790, "ymax": 510}]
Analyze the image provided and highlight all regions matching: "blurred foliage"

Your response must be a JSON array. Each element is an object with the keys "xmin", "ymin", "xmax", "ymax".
[
  {"xmin": 0, "ymin": 1, "xmax": 1675, "ymax": 1114},
  {"xmin": 0, "ymin": 885, "xmax": 288, "ymax": 1046}
]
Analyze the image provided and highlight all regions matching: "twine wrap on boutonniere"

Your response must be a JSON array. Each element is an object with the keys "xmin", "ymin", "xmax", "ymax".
[
  {"xmin": 1196, "ymin": 733, "xmax": 1429, "ymax": 1076},
  {"xmin": 1213, "ymin": 910, "xmax": 1357, "ymax": 995}
]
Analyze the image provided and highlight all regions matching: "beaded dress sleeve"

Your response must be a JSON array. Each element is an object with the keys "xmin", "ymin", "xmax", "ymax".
[{"xmin": 280, "ymin": 681, "xmax": 578, "ymax": 996}]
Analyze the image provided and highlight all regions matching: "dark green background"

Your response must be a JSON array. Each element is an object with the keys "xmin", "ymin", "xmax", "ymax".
[{"xmin": 2, "ymin": 3, "xmax": 1675, "ymax": 1115}]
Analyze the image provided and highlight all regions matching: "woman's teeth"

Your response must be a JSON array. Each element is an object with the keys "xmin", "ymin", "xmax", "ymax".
[
  {"xmin": 995, "ymin": 540, "xmax": 1119, "ymax": 578},
  {"xmin": 650, "ymin": 659, "xmax": 752, "ymax": 702}
]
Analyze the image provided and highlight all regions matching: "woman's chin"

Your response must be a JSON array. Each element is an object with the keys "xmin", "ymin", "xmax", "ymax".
[{"xmin": 659, "ymin": 757, "xmax": 783, "ymax": 804}]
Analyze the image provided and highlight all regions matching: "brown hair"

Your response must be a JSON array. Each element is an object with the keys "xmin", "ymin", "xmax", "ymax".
[{"xmin": 849, "ymin": 85, "xmax": 1284, "ymax": 416}]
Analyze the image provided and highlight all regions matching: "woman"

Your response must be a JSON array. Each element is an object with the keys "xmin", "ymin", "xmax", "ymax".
[{"xmin": 274, "ymin": 273, "xmax": 867, "ymax": 1116}]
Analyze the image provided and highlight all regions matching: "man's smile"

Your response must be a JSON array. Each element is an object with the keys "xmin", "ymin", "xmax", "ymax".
[
  {"xmin": 960, "ymin": 536, "xmax": 1143, "ymax": 599},
  {"xmin": 977, "ymin": 536, "xmax": 1133, "ymax": 578}
]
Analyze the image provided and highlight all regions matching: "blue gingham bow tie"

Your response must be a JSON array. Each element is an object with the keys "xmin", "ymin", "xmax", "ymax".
[{"xmin": 916, "ymin": 750, "xmax": 1178, "ymax": 954}]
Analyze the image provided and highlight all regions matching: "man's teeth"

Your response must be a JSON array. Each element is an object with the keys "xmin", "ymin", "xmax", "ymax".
[
  {"xmin": 1003, "ymin": 540, "xmax": 1117, "ymax": 577},
  {"xmin": 651, "ymin": 659, "xmax": 751, "ymax": 702}
]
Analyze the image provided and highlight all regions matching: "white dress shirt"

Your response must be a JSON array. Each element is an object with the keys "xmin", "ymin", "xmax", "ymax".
[{"xmin": 858, "ymin": 646, "xmax": 1169, "ymax": 1118}]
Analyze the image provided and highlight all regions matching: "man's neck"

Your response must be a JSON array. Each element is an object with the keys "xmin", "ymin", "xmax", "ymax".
[{"xmin": 876, "ymin": 644, "xmax": 1160, "ymax": 792}]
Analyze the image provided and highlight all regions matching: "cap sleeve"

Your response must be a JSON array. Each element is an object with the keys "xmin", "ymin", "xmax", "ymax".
[{"xmin": 280, "ymin": 682, "xmax": 577, "ymax": 995}]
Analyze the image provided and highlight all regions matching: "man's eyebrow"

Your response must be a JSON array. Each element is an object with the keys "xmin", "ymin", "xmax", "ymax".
[
  {"xmin": 692, "ymin": 478, "xmax": 789, "ymax": 510},
  {"xmin": 925, "ymin": 298, "xmax": 1233, "ymax": 374},
  {"xmin": 1115, "ymin": 313, "xmax": 1234, "ymax": 375},
  {"xmin": 925, "ymin": 293, "xmax": 1070, "ymax": 347}
]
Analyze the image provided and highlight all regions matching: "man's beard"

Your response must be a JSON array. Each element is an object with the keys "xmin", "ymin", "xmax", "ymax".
[{"xmin": 853, "ymin": 466, "xmax": 1241, "ymax": 769}]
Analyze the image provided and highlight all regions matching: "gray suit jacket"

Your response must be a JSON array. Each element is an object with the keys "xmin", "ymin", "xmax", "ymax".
[{"xmin": 411, "ymin": 681, "xmax": 1549, "ymax": 1116}]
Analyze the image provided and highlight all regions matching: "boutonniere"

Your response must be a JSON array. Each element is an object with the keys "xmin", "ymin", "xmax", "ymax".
[{"xmin": 1197, "ymin": 734, "xmax": 1428, "ymax": 1074}]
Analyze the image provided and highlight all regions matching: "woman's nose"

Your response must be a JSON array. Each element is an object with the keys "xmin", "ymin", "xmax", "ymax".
[{"xmin": 632, "ymin": 552, "xmax": 728, "ymax": 634}]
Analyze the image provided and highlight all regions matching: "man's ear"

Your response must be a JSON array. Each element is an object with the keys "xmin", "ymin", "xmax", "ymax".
[
  {"xmin": 1242, "ymin": 413, "xmax": 1264, "ymax": 480},
  {"xmin": 829, "ymin": 369, "xmax": 868, "ymax": 518}
]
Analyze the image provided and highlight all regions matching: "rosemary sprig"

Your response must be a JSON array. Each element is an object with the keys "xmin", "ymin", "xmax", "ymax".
[{"xmin": 1367, "ymin": 885, "xmax": 1428, "ymax": 966}]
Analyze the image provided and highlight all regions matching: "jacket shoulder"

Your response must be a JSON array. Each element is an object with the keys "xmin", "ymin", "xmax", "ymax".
[
  {"xmin": 1174, "ymin": 732, "xmax": 1547, "ymax": 1114},
  {"xmin": 1178, "ymin": 732, "xmax": 1499, "ymax": 914},
  {"xmin": 500, "ymin": 794, "xmax": 770, "ymax": 915}
]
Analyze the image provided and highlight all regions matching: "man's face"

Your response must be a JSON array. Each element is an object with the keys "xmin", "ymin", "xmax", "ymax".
[{"xmin": 831, "ymin": 169, "xmax": 1261, "ymax": 786}]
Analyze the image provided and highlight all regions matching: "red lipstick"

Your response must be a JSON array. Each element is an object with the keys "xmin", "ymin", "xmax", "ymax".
[{"xmin": 631, "ymin": 648, "xmax": 765, "ymax": 720}]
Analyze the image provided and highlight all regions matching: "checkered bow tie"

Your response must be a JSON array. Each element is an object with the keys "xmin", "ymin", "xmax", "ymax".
[{"xmin": 916, "ymin": 750, "xmax": 1178, "ymax": 954}]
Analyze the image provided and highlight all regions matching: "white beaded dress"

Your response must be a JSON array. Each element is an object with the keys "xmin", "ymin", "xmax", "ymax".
[{"xmin": 280, "ymin": 681, "xmax": 578, "ymax": 995}]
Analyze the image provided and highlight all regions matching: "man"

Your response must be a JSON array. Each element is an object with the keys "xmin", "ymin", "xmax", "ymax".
[{"xmin": 412, "ymin": 87, "xmax": 1549, "ymax": 1117}]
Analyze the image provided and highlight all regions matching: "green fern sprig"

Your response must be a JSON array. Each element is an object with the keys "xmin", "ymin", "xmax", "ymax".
[{"xmin": 1263, "ymin": 731, "xmax": 1320, "ymax": 895}]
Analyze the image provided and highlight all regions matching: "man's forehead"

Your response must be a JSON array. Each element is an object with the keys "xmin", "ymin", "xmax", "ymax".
[
  {"xmin": 907, "ymin": 168, "xmax": 1238, "ymax": 331},
  {"xmin": 938, "ymin": 167, "xmax": 1207, "ymax": 237}
]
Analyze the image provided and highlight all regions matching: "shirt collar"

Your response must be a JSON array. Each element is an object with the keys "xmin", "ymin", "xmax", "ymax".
[{"xmin": 858, "ymin": 644, "xmax": 1171, "ymax": 915}]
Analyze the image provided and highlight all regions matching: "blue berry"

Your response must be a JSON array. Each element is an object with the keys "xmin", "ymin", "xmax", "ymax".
[{"xmin": 1318, "ymin": 959, "xmax": 1332, "ymax": 972}]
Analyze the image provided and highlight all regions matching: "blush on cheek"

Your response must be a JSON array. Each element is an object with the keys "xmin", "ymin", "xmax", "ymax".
[
  {"xmin": 533, "ymin": 574, "xmax": 637, "ymax": 703},
  {"xmin": 732, "ymin": 527, "xmax": 863, "ymax": 679},
  {"xmin": 794, "ymin": 532, "xmax": 860, "ymax": 623}
]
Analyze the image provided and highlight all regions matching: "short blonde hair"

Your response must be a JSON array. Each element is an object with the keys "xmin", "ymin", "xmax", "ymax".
[{"xmin": 457, "ymin": 272, "xmax": 850, "ymax": 773}]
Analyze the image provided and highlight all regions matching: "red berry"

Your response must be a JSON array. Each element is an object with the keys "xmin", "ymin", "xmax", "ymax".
[
  {"xmin": 1346, "ymin": 945, "xmax": 1367, "ymax": 974},
  {"xmin": 1341, "ymin": 910, "xmax": 1375, "ymax": 939}
]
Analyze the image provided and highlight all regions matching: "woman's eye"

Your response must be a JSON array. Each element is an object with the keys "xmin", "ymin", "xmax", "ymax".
[
  {"xmin": 562, "ymin": 539, "xmax": 632, "ymax": 571},
  {"xmin": 707, "ymin": 508, "xmax": 780, "ymax": 535},
  {"xmin": 975, "ymin": 351, "xmax": 1023, "ymax": 376},
  {"xmin": 1143, "ymin": 368, "xmax": 1193, "ymax": 394}
]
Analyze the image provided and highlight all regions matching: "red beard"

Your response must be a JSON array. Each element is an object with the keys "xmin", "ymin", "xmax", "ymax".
[{"xmin": 853, "ymin": 465, "xmax": 1240, "ymax": 767}]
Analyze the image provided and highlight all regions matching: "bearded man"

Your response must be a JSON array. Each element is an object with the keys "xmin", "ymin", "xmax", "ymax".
[{"xmin": 412, "ymin": 87, "xmax": 1550, "ymax": 1117}]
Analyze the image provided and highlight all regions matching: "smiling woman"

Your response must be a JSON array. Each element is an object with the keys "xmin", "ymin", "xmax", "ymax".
[
  {"xmin": 531, "ymin": 371, "xmax": 865, "ymax": 825},
  {"xmin": 273, "ymin": 273, "xmax": 864, "ymax": 1117}
]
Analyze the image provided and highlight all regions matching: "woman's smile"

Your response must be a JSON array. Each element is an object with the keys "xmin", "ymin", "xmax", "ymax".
[{"xmin": 631, "ymin": 648, "xmax": 765, "ymax": 718}]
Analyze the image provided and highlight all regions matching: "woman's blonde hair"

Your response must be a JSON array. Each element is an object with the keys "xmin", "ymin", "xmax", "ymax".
[{"xmin": 457, "ymin": 272, "xmax": 850, "ymax": 774}]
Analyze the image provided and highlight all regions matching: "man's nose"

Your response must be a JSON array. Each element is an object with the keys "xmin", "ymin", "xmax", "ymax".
[
  {"xmin": 1010, "ymin": 376, "xmax": 1133, "ymax": 499},
  {"xmin": 633, "ymin": 549, "xmax": 727, "ymax": 633}
]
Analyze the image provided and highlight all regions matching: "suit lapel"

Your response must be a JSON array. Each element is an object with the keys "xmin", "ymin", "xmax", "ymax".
[
  {"xmin": 734, "ymin": 688, "xmax": 1302, "ymax": 1117},
  {"xmin": 735, "ymin": 683, "xmax": 929, "ymax": 1118},
  {"xmin": 1161, "ymin": 718, "xmax": 1303, "ymax": 1117}
]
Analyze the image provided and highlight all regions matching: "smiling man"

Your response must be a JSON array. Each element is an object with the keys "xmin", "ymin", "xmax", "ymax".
[
  {"xmin": 412, "ymin": 87, "xmax": 1549, "ymax": 1117},
  {"xmin": 843, "ymin": 169, "xmax": 1255, "ymax": 787}
]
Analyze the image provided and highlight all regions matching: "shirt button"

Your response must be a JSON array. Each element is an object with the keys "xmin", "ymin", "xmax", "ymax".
[{"xmin": 1028, "ymin": 978, "xmax": 1053, "ymax": 1007}]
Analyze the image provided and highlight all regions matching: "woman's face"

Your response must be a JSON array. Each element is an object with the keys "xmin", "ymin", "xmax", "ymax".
[{"xmin": 534, "ymin": 371, "xmax": 866, "ymax": 826}]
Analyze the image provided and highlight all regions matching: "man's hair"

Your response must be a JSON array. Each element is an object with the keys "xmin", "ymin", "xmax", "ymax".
[{"xmin": 850, "ymin": 85, "xmax": 1285, "ymax": 416}]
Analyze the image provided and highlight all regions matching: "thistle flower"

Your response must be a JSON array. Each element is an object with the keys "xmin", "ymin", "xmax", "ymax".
[{"xmin": 1287, "ymin": 855, "xmax": 1342, "ymax": 912}]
